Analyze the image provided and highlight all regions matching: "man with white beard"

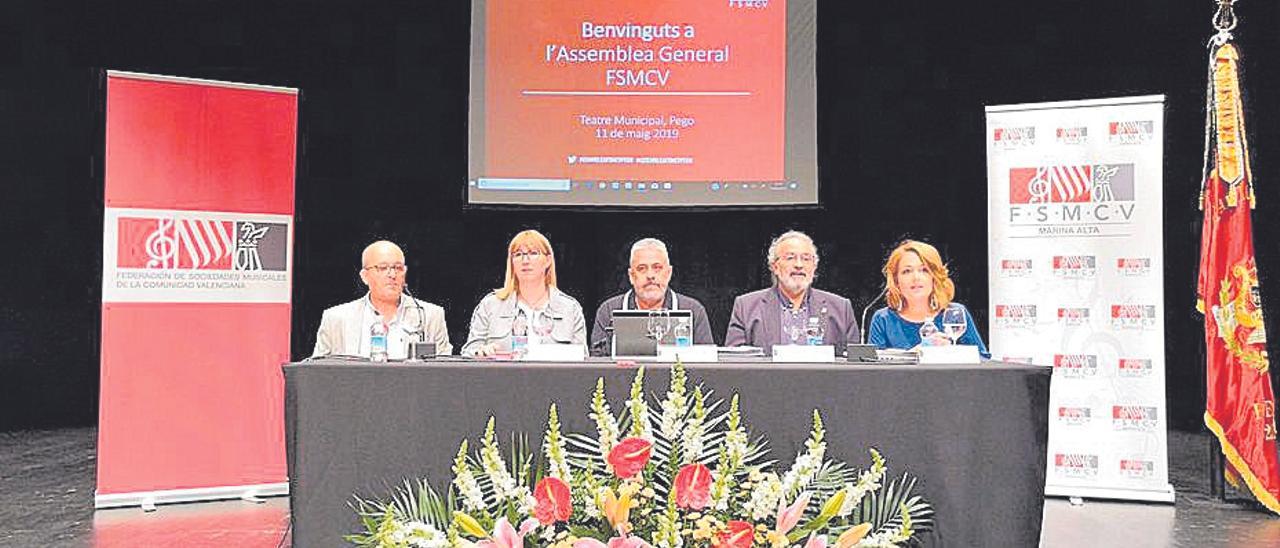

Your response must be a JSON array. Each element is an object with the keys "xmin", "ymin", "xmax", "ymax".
[
  {"xmin": 725, "ymin": 231, "xmax": 859, "ymax": 354},
  {"xmin": 589, "ymin": 238, "xmax": 715, "ymax": 356}
]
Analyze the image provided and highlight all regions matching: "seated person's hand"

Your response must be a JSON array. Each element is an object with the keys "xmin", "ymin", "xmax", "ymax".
[
  {"xmin": 926, "ymin": 333, "xmax": 953, "ymax": 346},
  {"xmin": 473, "ymin": 342, "xmax": 501, "ymax": 358},
  {"xmin": 911, "ymin": 333, "xmax": 953, "ymax": 351}
]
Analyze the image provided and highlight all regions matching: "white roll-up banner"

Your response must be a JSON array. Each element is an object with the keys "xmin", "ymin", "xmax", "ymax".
[{"xmin": 986, "ymin": 95, "xmax": 1175, "ymax": 502}]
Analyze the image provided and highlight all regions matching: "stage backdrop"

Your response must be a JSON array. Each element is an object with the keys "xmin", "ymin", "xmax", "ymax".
[
  {"xmin": 97, "ymin": 71, "xmax": 297, "ymax": 508},
  {"xmin": 986, "ymin": 96, "xmax": 1175, "ymax": 502}
]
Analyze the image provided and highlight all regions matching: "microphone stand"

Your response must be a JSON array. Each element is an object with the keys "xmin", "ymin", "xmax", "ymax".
[
  {"xmin": 401, "ymin": 286, "xmax": 431, "ymax": 359},
  {"xmin": 860, "ymin": 287, "xmax": 888, "ymax": 344}
]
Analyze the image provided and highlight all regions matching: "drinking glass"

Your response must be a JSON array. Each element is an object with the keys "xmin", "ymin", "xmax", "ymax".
[
  {"xmin": 646, "ymin": 310, "xmax": 670, "ymax": 342},
  {"xmin": 532, "ymin": 313, "xmax": 554, "ymax": 343},
  {"xmin": 941, "ymin": 306, "xmax": 967, "ymax": 343}
]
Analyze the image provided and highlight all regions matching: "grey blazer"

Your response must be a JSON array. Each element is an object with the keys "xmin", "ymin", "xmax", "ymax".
[
  {"xmin": 724, "ymin": 287, "xmax": 860, "ymax": 354},
  {"xmin": 311, "ymin": 295, "xmax": 452, "ymax": 358},
  {"xmin": 461, "ymin": 287, "xmax": 587, "ymax": 356}
]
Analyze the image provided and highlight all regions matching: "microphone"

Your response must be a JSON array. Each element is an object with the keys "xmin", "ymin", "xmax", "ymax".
[
  {"xmin": 860, "ymin": 287, "xmax": 888, "ymax": 344},
  {"xmin": 400, "ymin": 286, "xmax": 434, "ymax": 359}
]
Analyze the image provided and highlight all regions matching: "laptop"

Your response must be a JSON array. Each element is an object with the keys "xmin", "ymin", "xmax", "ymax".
[{"xmin": 611, "ymin": 309, "xmax": 694, "ymax": 357}]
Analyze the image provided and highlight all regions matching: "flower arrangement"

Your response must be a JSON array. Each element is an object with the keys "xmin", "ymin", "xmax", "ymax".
[{"xmin": 349, "ymin": 363, "xmax": 932, "ymax": 547}]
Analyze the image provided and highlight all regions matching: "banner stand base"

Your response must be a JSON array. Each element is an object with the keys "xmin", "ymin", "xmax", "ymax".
[
  {"xmin": 94, "ymin": 481, "xmax": 289, "ymax": 510},
  {"xmin": 1046, "ymin": 483, "xmax": 1175, "ymax": 504}
]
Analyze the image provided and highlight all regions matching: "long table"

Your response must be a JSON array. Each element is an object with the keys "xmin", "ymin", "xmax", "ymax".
[{"xmin": 285, "ymin": 359, "xmax": 1051, "ymax": 547}]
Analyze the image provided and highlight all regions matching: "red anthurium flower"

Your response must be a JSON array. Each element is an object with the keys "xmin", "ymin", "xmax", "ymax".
[
  {"xmin": 607, "ymin": 437, "xmax": 653, "ymax": 479},
  {"xmin": 715, "ymin": 520, "xmax": 755, "ymax": 548},
  {"xmin": 673, "ymin": 463, "xmax": 712, "ymax": 510},
  {"xmin": 533, "ymin": 477, "xmax": 572, "ymax": 525}
]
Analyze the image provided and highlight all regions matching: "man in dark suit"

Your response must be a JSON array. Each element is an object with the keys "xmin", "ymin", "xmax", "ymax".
[
  {"xmin": 725, "ymin": 231, "xmax": 859, "ymax": 353},
  {"xmin": 590, "ymin": 238, "xmax": 715, "ymax": 356}
]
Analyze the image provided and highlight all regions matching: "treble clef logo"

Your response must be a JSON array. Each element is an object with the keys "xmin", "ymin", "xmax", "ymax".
[
  {"xmin": 1027, "ymin": 166, "xmax": 1051, "ymax": 203},
  {"xmin": 145, "ymin": 218, "xmax": 177, "ymax": 268}
]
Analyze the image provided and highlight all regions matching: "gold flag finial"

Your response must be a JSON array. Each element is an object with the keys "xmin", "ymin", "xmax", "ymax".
[{"xmin": 1212, "ymin": 43, "xmax": 1250, "ymax": 207}]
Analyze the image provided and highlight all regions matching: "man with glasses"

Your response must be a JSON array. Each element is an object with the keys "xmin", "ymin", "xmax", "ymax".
[
  {"xmin": 724, "ymin": 231, "xmax": 859, "ymax": 354},
  {"xmin": 312, "ymin": 240, "xmax": 452, "ymax": 358},
  {"xmin": 589, "ymin": 238, "xmax": 716, "ymax": 356}
]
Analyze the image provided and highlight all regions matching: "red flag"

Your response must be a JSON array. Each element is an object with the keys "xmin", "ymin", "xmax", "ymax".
[{"xmin": 1198, "ymin": 42, "xmax": 1280, "ymax": 514}]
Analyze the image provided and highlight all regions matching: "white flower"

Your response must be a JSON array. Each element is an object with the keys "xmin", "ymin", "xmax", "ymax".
[
  {"xmin": 857, "ymin": 530, "xmax": 904, "ymax": 547},
  {"xmin": 724, "ymin": 426, "xmax": 748, "ymax": 468},
  {"xmin": 839, "ymin": 449, "xmax": 887, "ymax": 517},
  {"xmin": 658, "ymin": 363, "xmax": 689, "ymax": 446},
  {"xmin": 478, "ymin": 418, "xmax": 525, "ymax": 507},
  {"xmin": 587, "ymin": 485, "xmax": 612, "ymax": 518},
  {"xmin": 590, "ymin": 378, "xmax": 621, "ymax": 463},
  {"xmin": 403, "ymin": 521, "xmax": 450, "ymax": 548},
  {"xmin": 515, "ymin": 489, "xmax": 537, "ymax": 516},
  {"xmin": 452, "ymin": 441, "xmax": 486, "ymax": 512},
  {"xmin": 626, "ymin": 368, "xmax": 653, "ymax": 439},
  {"xmin": 659, "ymin": 397, "xmax": 686, "ymax": 442},
  {"xmin": 384, "ymin": 520, "xmax": 409, "ymax": 544},
  {"xmin": 680, "ymin": 389, "xmax": 707, "ymax": 464},
  {"xmin": 743, "ymin": 471, "xmax": 783, "ymax": 521},
  {"xmin": 652, "ymin": 502, "xmax": 685, "ymax": 548},
  {"xmin": 781, "ymin": 411, "xmax": 827, "ymax": 497},
  {"xmin": 543, "ymin": 405, "xmax": 571, "ymax": 481},
  {"xmin": 779, "ymin": 442, "xmax": 825, "ymax": 497},
  {"xmin": 453, "ymin": 469, "xmax": 485, "ymax": 512}
]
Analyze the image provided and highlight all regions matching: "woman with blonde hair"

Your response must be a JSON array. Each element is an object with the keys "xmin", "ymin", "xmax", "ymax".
[
  {"xmin": 866, "ymin": 240, "xmax": 988, "ymax": 356},
  {"xmin": 462, "ymin": 229, "xmax": 587, "ymax": 357}
]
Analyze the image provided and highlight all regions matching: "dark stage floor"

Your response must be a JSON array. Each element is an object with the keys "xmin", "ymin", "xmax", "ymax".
[{"xmin": 1, "ymin": 428, "xmax": 1277, "ymax": 547}]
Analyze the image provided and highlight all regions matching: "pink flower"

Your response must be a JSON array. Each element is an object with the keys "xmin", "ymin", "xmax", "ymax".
[
  {"xmin": 573, "ymin": 535, "xmax": 654, "ymax": 548},
  {"xmin": 774, "ymin": 491, "xmax": 812, "ymax": 539},
  {"xmin": 607, "ymin": 437, "xmax": 653, "ymax": 479},
  {"xmin": 714, "ymin": 520, "xmax": 755, "ymax": 548},
  {"xmin": 533, "ymin": 477, "xmax": 572, "ymax": 525},
  {"xmin": 673, "ymin": 463, "xmax": 712, "ymax": 510},
  {"xmin": 476, "ymin": 517, "xmax": 538, "ymax": 548},
  {"xmin": 803, "ymin": 532, "xmax": 828, "ymax": 548}
]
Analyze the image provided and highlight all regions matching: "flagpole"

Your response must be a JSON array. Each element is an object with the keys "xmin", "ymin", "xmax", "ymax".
[{"xmin": 1199, "ymin": 0, "xmax": 1233, "ymax": 501}]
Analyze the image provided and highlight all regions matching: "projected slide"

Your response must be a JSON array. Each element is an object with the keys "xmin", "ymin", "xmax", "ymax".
[{"xmin": 468, "ymin": 0, "xmax": 817, "ymax": 207}]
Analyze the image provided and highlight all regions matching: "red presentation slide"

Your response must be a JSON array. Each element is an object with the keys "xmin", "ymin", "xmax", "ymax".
[{"xmin": 484, "ymin": 0, "xmax": 786, "ymax": 182}]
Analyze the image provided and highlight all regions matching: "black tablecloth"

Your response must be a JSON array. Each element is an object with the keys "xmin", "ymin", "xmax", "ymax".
[{"xmin": 285, "ymin": 359, "xmax": 1050, "ymax": 547}]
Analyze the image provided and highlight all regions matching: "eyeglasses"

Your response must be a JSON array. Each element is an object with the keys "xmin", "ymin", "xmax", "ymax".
[
  {"xmin": 779, "ymin": 253, "xmax": 817, "ymax": 264},
  {"xmin": 511, "ymin": 250, "xmax": 545, "ymax": 261},
  {"xmin": 364, "ymin": 263, "xmax": 406, "ymax": 275}
]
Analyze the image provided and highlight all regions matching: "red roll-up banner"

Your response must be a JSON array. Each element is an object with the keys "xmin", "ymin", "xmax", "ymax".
[{"xmin": 97, "ymin": 72, "xmax": 297, "ymax": 508}]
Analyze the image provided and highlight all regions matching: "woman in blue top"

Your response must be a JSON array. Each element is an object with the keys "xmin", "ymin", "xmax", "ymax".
[{"xmin": 867, "ymin": 240, "xmax": 989, "ymax": 358}]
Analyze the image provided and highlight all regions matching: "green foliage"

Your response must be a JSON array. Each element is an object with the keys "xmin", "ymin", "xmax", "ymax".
[
  {"xmin": 853, "ymin": 473, "xmax": 935, "ymax": 535},
  {"xmin": 346, "ymin": 478, "xmax": 454, "ymax": 547}
]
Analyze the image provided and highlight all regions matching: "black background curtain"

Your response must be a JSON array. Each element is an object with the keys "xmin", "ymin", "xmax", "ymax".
[{"xmin": 1, "ymin": 0, "xmax": 1276, "ymax": 431}]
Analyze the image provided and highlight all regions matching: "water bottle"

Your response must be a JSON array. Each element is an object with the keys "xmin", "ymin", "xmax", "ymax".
[
  {"xmin": 805, "ymin": 316, "xmax": 825, "ymax": 346},
  {"xmin": 673, "ymin": 317, "xmax": 692, "ymax": 347},
  {"xmin": 369, "ymin": 321, "xmax": 389, "ymax": 362},
  {"xmin": 918, "ymin": 321, "xmax": 940, "ymax": 347},
  {"xmin": 511, "ymin": 314, "xmax": 529, "ymax": 356}
]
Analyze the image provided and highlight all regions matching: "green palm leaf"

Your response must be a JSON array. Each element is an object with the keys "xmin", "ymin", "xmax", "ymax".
[
  {"xmin": 853, "ymin": 472, "xmax": 934, "ymax": 534},
  {"xmin": 346, "ymin": 477, "xmax": 454, "ymax": 546}
]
